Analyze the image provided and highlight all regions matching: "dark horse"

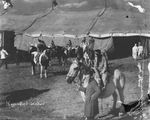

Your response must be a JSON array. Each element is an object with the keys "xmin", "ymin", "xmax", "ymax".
[
  {"xmin": 49, "ymin": 45, "xmax": 83, "ymax": 66},
  {"xmin": 65, "ymin": 46, "xmax": 84, "ymax": 62},
  {"xmin": 49, "ymin": 46, "xmax": 67, "ymax": 66},
  {"xmin": 29, "ymin": 44, "xmax": 51, "ymax": 78}
]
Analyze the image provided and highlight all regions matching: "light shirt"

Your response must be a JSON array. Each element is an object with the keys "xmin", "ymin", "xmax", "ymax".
[
  {"xmin": 132, "ymin": 45, "xmax": 138, "ymax": 53},
  {"xmin": 138, "ymin": 45, "xmax": 143, "ymax": 52},
  {"xmin": 0, "ymin": 49, "xmax": 8, "ymax": 59}
]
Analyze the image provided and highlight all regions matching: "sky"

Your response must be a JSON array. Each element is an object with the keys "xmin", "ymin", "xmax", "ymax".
[
  {"xmin": 0, "ymin": 0, "xmax": 144, "ymax": 15},
  {"xmin": 0, "ymin": 0, "xmax": 104, "ymax": 15}
]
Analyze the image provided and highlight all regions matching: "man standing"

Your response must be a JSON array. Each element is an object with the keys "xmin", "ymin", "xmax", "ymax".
[
  {"xmin": 88, "ymin": 37, "xmax": 95, "ymax": 66},
  {"xmin": 0, "ymin": 47, "xmax": 8, "ymax": 69},
  {"xmin": 80, "ymin": 37, "xmax": 87, "ymax": 52},
  {"xmin": 132, "ymin": 44, "xmax": 138, "ymax": 60},
  {"xmin": 79, "ymin": 68, "xmax": 101, "ymax": 120},
  {"xmin": 51, "ymin": 40, "xmax": 56, "ymax": 49},
  {"xmin": 88, "ymin": 37, "xmax": 95, "ymax": 51},
  {"xmin": 138, "ymin": 42, "xmax": 143, "ymax": 58}
]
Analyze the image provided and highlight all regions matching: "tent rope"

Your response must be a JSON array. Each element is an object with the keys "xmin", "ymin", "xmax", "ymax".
[
  {"xmin": 16, "ymin": 7, "xmax": 55, "ymax": 35},
  {"xmin": 86, "ymin": 0, "xmax": 107, "ymax": 35}
]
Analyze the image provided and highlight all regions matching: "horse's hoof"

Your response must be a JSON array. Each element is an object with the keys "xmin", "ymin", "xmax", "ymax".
[
  {"xmin": 45, "ymin": 76, "xmax": 48, "ymax": 78},
  {"xmin": 40, "ymin": 75, "xmax": 43, "ymax": 78},
  {"xmin": 32, "ymin": 73, "xmax": 35, "ymax": 75},
  {"xmin": 118, "ymin": 112, "xmax": 124, "ymax": 116}
]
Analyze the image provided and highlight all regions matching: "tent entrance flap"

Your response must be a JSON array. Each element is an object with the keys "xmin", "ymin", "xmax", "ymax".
[{"xmin": 109, "ymin": 36, "xmax": 149, "ymax": 59}]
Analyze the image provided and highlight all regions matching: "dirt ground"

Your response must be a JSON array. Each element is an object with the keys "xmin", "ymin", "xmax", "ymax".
[{"xmin": 0, "ymin": 56, "xmax": 150, "ymax": 120}]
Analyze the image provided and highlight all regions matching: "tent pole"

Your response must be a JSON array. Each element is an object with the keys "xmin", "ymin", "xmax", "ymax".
[{"xmin": 139, "ymin": 34, "xmax": 144, "ymax": 99}]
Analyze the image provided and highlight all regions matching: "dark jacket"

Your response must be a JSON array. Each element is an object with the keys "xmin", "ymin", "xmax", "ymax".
[{"xmin": 79, "ymin": 79, "xmax": 101, "ymax": 118}]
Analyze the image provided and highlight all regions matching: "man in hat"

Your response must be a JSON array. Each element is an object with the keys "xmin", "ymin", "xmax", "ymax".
[
  {"xmin": 88, "ymin": 37, "xmax": 95, "ymax": 51},
  {"xmin": 85, "ymin": 37, "xmax": 95, "ymax": 66},
  {"xmin": 80, "ymin": 37, "xmax": 87, "ymax": 52},
  {"xmin": 79, "ymin": 68, "xmax": 101, "ymax": 120},
  {"xmin": 50, "ymin": 40, "xmax": 56, "ymax": 49}
]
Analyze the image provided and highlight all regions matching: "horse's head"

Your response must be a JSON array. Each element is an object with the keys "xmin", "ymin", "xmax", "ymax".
[
  {"xmin": 49, "ymin": 46, "xmax": 57, "ymax": 57},
  {"xmin": 66, "ymin": 60, "xmax": 83, "ymax": 84},
  {"xmin": 66, "ymin": 60, "xmax": 95, "ymax": 84},
  {"xmin": 29, "ymin": 45, "xmax": 37, "ymax": 54},
  {"xmin": 43, "ymin": 49, "xmax": 51, "ymax": 60}
]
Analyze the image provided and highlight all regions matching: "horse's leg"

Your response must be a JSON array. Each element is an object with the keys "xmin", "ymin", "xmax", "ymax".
[
  {"xmin": 31, "ymin": 63, "xmax": 35, "ymax": 75},
  {"xmin": 57, "ymin": 56, "xmax": 60, "ymax": 65},
  {"xmin": 40, "ymin": 65, "xmax": 43, "ymax": 78},
  {"xmin": 116, "ymin": 87, "xmax": 125, "ymax": 103},
  {"xmin": 112, "ymin": 91, "xmax": 118, "ymax": 110},
  {"xmin": 62, "ymin": 57, "xmax": 65, "ymax": 66},
  {"xmin": 117, "ymin": 78, "xmax": 125, "ymax": 103},
  {"xmin": 49, "ymin": 60, "xmax": 52, "ymax": 66},
  {"xmin": 44, "ymin": 67, "xmax": 47, "ymax": 78},
  {"xmin": 80, "ymin": 91, "xmax": 86, "ymax": 102},
  {"xmin": 114, "ymin": 69, "xmax": 125, "ymax": 102},
  {"xmin": 62, "ymin": 57, "xmax": 67, "ymax": 66}
]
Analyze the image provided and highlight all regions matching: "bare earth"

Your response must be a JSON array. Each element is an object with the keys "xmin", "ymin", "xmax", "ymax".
[{"xmin": 0, "ymin": 57, "xmax": 150, "ymax": 120}]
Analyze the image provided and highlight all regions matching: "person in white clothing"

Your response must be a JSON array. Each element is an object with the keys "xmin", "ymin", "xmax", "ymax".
[
  {"xmin": 0, "ymin": 47, "xmax": 8, "ymax": 69},
  {"xmin": 132, "ymin": 44, "xmax": 138, "ymax": 60},
  {"xmin": 138, "ymin": 42, "xmax": 144, "ymax": 58}
]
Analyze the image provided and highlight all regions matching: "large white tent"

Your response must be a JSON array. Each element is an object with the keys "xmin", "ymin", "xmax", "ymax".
[{"xmin": 0, "ymin": 0, "xmax": 150, "ymax": 58}]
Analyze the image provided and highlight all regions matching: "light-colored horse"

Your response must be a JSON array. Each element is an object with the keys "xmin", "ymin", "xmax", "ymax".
[{"xmin": 66, "ymin": 60, "xmax": 126, "ymax": 109}]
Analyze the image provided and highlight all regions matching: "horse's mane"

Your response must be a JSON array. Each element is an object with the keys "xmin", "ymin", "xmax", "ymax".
[{"xmin": 78, "ymin": 61, "xmax": 94, "ymax": 75}]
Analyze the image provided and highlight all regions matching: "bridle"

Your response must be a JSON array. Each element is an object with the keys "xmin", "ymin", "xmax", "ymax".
[{"xmin": 67, "ymin": 61, "xmax": 91, "ymax": 84}]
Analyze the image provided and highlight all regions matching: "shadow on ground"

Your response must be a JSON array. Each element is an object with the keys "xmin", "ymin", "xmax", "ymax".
[
  {"xmin": 51, "ymin": 71, "xmax": 68, "ymax": 76},
  {"xmin": 0, "ymin": 88, "xmax": 50, "ymax": 108}
]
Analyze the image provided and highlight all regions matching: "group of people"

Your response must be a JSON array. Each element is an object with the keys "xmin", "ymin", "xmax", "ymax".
[
  {"xmin": 78, "ymin": 38, "xmax": 109, "ymax": 120},
  {"xmin": 132, "ymin": 42, "xmax": 144, "ymax": 60}
]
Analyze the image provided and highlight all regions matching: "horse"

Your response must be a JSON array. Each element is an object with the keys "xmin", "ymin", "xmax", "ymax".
[
  {"xmin": 49, "ymin": 46, "xmax": 67, "ymax": 66},
  {"xmin": 50, "ymin": 45, "xmax": 84, "ymax": 66},
  {"xmin": 66, "ymin": 60, "xmax": 126, "ymax": 110},
  {"xmin": 29, "ymin": 45, "xmax": 51, "ymax": 78},
  {"xmin": 64, "ymin": 46, "xmax": 84, "ymax": 61}
]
